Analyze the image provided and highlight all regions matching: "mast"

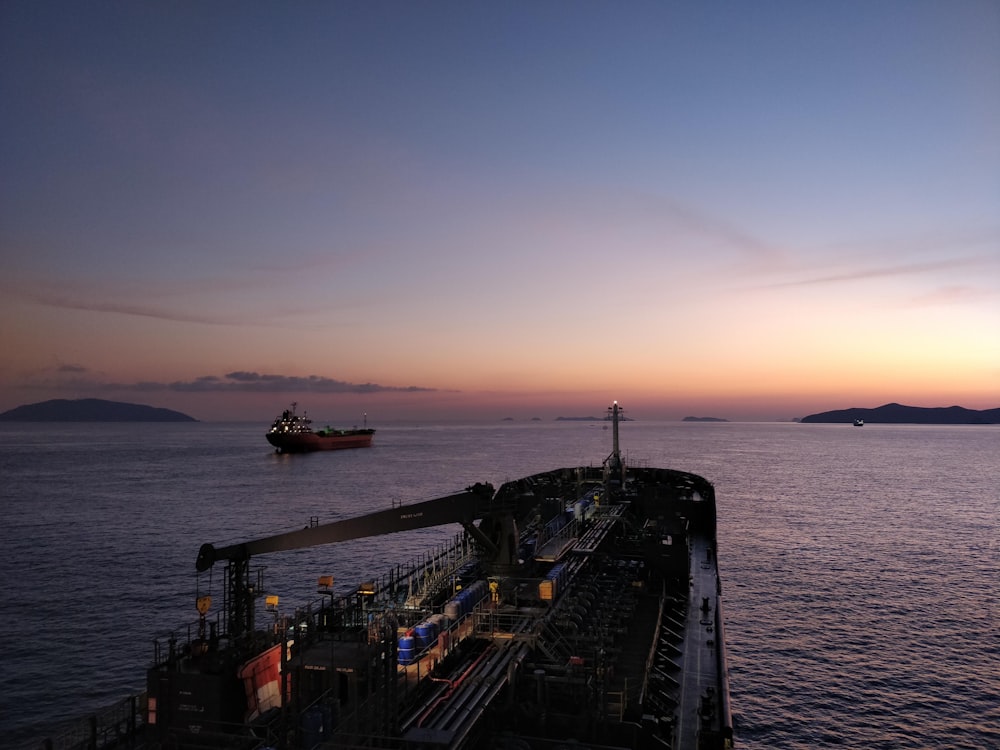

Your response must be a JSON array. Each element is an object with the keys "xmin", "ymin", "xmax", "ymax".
[
  {"xmin": 605, "ymin": 401, "xmax": 624, "ymax": 485},
  {"xmin": 610, "ymin": 401, "xmax": 621, "ymax": 458}
]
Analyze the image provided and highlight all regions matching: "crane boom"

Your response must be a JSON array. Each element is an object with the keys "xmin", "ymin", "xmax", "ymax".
[{"xmin": 195, "ymin": 483, "xmax": 496, "ymax": 572}]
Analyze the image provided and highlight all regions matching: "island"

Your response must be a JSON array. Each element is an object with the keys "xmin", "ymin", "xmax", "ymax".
[
  {"xmin": 800, "ymin": 403, "xmax": 999, "ymax": 425},
  {"xmin": 682, "ymin": 416, "xmax": 729, "ymax": 422},
  {"xmin": 0, "ymin": 398, "xmax": 198, "ymax": 422}
]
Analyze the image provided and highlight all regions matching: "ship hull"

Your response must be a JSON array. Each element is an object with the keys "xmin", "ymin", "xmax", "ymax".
[{"xmin": 266, "ymin": 429, "xmax": 374, "ymax": 453}]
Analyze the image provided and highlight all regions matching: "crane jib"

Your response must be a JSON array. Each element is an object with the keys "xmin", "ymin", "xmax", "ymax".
[{"xmin": 195, "ymin": 483, "xmax": 496, "ymax": 572}]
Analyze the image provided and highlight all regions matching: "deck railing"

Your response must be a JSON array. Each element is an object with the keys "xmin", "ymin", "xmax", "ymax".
[{"xmin": 37, "ymin": 693, "xmax": 144, "ymax": 750}]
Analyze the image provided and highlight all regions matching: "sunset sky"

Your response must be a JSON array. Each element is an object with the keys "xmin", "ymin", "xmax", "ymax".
[{"xmin": 2, "ymin": 2, "xmax": 998, "ymax": 422}]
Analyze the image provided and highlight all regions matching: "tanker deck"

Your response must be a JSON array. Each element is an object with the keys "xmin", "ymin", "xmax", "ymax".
[{"xmin": 38, "ymin": 403, "xmax": 734, "ymax": 750}]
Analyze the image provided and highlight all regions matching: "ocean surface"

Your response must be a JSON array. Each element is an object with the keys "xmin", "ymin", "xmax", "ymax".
[{"xmin": 1, "ymin": 419, "xmax": 997, "ymax": 749}]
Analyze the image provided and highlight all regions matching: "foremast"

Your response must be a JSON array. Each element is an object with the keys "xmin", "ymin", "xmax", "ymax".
[{"xmin": 605, "ymin": 400, "xmax": 625, "ymax": 486}]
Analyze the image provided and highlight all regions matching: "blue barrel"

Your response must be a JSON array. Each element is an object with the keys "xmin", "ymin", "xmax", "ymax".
[
  {"xmin": 415, "ymin": 621, "xmax": 438, "ymax": 649},
  {"xmin": 398, "ymin": 634, "xmax": 415, "ymax": 651},
  {"xmin": 466, "ymin": 580, "xmax": 486, "ymax": 607},
  {"xmin": 398, "ymin": 646, "xmax": 415, "ymax": 665}
]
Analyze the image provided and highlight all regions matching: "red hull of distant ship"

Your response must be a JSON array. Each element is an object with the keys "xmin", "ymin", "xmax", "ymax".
[
  {"xmin": 266, "ymin": 403, "xmax": 374, "ymax": 453},
  {"xmin": 266, "ymin": 429, "xmax": 374, "ymax": 453}
]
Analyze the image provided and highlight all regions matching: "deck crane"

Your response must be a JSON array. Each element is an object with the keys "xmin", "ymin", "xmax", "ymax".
[{"xmin": 193, "ymin": 481, "xmax": 538, "ymax": 640}]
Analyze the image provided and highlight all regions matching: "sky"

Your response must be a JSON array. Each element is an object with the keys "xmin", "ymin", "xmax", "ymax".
[{"xmin": 1, "ymin": 1, "xmax": 998, "ymax": 422}]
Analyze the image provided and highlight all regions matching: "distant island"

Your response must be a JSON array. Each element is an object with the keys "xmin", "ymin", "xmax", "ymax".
[
  {"xmin": 0, "ymin": 398, "xmax": 198, "ymax": 422},
  {"xmin": 682, "ymin": 416, "xmax": 729, "ymax": 422},
  {"xmin": 800, "ymin": 403, "xmax": 999, "ymax": 425}
]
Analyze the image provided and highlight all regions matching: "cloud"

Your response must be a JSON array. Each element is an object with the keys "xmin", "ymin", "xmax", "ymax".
[
  {"xmin": 774, "ymin": 257, "xmax": 980, "ymax": 287},
  {"xmin": 733, "ymin": 224, "xmax": 1000, "ymax": 294},
  {"xmin": 170, "ymin": 371, "xmax": 438, "ymax": 394},
  {"xmin": 758, "ymin": 255, "xmax": 992, "ymax": 290},
  {"xmin": 0, "ymin": 259, "xmax": 360, "ymax": 328},
  {"xmin": 25, "ymin": 369, "xmax": 439, "ymax": 394},
  {"xmin": 901, "ymin": 285, "xmax": 998, "ymax": 308},
  {"xmin": 0, "ymin": 275, "xmax": 248, "ymax": 325}
]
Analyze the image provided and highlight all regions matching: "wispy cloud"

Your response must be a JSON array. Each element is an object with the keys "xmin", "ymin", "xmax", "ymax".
[
  {"xmin": 901, "ymin": 285, "xmax": 998, "ymax": 308},
  {"xmin": 23, "ymin": 369, "xmax": 439, "ymax": 394},
  {"xmin": 0, "ymin": 267, "xmax": 358, "ymax": 328},
  {"xmin": 762, "ymin": 256, "xmax": 986, "ymax": 289},
  {"xmin": 740, "ymin": 224, "xmax": 1000, "ymax": 292},
  {"xmin": 169, "ymin": 371, "xmax": 438, "ymax": 394},
  {"xmin": 18, "ymin": 291, "xmax": 249, "ymax": 326}
]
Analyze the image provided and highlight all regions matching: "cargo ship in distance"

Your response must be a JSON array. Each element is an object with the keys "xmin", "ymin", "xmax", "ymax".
[
  {"xmin": 45, "ymin": 401, "xmax": 733, "ymax": 749},
  {"xmin": 266, "ymin": 402, "xmax": 374, "ymax": 453}
]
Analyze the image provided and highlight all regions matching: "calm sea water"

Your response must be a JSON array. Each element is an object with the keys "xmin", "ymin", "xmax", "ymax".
[{"xmin": 1, "ymin": 420, "xmax": 997, "ymax": 748}]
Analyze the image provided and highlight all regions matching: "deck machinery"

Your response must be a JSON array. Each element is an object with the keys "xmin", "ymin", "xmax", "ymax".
[{"xmin": 146, "ymin": 403, "xmax": 733, "ymax": 749}]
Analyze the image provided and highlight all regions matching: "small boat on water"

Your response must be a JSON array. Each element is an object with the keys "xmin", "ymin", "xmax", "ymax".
[
  {"xmin": 854, "ymin": 418, "xmax": 864, "ymax": 426},
  {"xmin": 266, "ymin": 402, "xmax": 374, "ymax": 453}
]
